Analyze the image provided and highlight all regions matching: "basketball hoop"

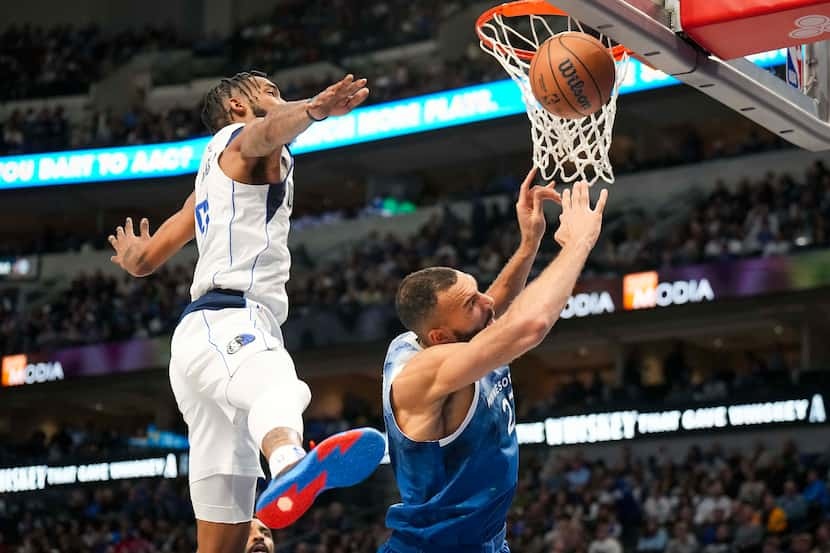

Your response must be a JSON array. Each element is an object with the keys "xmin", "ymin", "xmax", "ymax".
[{"xmin": 476, "ymin": 0, "xmax": 633, "ymax": 184}]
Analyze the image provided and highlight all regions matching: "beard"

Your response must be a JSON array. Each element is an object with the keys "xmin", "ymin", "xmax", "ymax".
[{"xmin": 452, "ymin": 309, "xmax": 495, "ymax": 343}]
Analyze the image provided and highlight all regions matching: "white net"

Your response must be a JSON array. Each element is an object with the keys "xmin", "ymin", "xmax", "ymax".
[{"xmin": 478, "ymin": 3, "xmax": 631, "ymax": 184}]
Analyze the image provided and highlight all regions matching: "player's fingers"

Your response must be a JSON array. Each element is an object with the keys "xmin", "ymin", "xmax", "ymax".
[
  {"xmin": 327, "ymin": 79, "xmax": 345, "ymax": 94},
  {"xmin": 522, "ymin": 166, "xmax": 538, "ymax": 188},
  {"xmin": 125, "ymin": 217, "xmax": 133, "ymax": 235},
  {"xmin": 343, "ymin": 78, "xmax": 368, "ymax": 97},
  {"xmin": 561, "ymin": 188, "xmax": 571, "ymax": 211},
  {"xmin": 535, "ymin": 187, "xmax": 562, "ymax": 205},
  {"xmin": 572, "ymin": 181, "xmax": 583, "ymax": 208},
  {"xmin": 318, "ymin": 82, "xmax": 339, "ymax": 100},
  {"xmin": 594, "ymin": 188, "xmax": 609, "ymax": 214},
  {"xmin": 337, "ymin": 74, "xmax": 354, "ymax": 90},
  {"xmin": 530, "ymin": 186, "xmax": 541, "ymax": 214},
  {"xmin": 107, "ymin": 235, "xmax": 117, "ymax": 248},
  {"xmin": 140, "ymin": 218, "xmax": 150, "ymax": 238},
  {"xmin": 110, "ymin": 255, "xmax": 119, "ymax": 263},
  {"xmin": 116, "ymin": 226, "xmax": 125, "ymax": 238},
  {"xmin": 347, "ymin": 88, "xmax": 370, "ymax": 109},
  {"xmin": 518, "ymin": 167, "xmax": 536, "ymax": 206},
  {"xmin": 579, "ymin": 181, "xmax": 591, "ymax": 209}
]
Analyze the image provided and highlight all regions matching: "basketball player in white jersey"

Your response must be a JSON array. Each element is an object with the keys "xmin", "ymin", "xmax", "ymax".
[{"xmin": 107, "ymin": 71, "xmax": 385, "ymax": 552}]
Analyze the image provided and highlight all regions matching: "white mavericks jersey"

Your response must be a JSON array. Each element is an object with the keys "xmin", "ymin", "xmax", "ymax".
[{"xmin": 190, "ymin": 122, "xmax": 294, "ymax": 324}]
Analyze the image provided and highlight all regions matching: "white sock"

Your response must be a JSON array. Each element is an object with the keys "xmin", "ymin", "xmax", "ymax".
[{"xmin": 269, "ymin": 444, "xmax": 306, "ymax": 478}]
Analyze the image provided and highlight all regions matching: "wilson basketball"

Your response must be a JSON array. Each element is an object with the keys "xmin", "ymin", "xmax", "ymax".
[{"xmin": 529, "ymin": 31, "xmax": 616, "ymax": 120}]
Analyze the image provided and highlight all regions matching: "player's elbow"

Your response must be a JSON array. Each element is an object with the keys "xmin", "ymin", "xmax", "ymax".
[{"xmin": 515, "ymin": 318, "xmax": 550, "ymax": 350}]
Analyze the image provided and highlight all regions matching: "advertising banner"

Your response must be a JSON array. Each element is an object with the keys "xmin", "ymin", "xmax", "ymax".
[
  {"xmin": 1, "ymin": 338, "xmax": 169, "ymax": 387},
  {"xmin": 0, "ymin": 51, "xmax": 786, "ymax": 190},
  {"xmin": 517, "ymin": 393, "xmax": 828, "ymax": 446},
  {"xmin": 0, "ymin": 453, "xmax": 182, "ymax": 494}
]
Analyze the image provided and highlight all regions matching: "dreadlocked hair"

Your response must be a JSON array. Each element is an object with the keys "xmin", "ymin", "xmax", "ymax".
[{"xmin": 201, "ymin": 70, "xmax": 268, "ymax": 134}]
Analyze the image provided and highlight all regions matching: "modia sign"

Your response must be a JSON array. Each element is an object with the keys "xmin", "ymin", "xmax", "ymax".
[
  {"xmin": 623, "ymin": 270, "xmax": 715, "ymax": 310},
  {"xmin": 1, "ymin": 354, "xmax": 64, "ymax": 387}
]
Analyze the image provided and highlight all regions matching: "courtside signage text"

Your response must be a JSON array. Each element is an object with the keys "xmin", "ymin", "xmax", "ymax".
[
  {"xmin": 1, "ymin": 354, "xmax": 64, "ymax": 387},
  {"xmin": 0, "ymin": 453, "xmax": 179, "ymax": 493},
  {"xmin": 516, "ymin": 394, "xmax": 828, "ymax": 446},
  {"xmin": 0, "ymin": 51, "xmax": 787, "ymax": 189}
]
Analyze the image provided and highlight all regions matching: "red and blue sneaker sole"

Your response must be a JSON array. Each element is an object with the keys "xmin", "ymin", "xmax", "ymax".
[{"xmin": 255, "ymin": 427, "xmax": 386, "ymax": 529}]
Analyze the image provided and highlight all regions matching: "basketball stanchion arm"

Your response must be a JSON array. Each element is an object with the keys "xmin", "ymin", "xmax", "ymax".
[{"xmin": 549, "ymin": 0, "xmax": 830, "ymax": 152}]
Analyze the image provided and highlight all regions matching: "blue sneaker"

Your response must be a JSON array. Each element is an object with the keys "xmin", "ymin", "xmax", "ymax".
[{"xmin": 255, "ymin": 427, "xmax": 386, "ymax": 528}]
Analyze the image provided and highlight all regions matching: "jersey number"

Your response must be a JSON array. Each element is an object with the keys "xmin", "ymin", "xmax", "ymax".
[
  {"xmin": 501, "ymin": 391, "xmax": 515, "ymax": 435},
  {"xmin": 195, "ymin": 200, "xmax": 210, "ymax": 234}
]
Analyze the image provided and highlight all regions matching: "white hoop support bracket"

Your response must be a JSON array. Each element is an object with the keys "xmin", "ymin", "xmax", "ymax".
[{"xmin": 550, "ymin": 0, "xmax": 830, "ymax": 153}]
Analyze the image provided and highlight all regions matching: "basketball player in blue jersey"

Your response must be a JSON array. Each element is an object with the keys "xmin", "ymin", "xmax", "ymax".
[
  {"xmin": 107, "ymin": 71, "xmax": 386, "ymax": 551},
  {"xmin": 380, "ymin": 176, "xmax": 608, "ymax": 553}
]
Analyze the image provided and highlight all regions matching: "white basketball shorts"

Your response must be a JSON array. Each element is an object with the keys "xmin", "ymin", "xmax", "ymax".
[{"xmin": 169, "ymin": 293, "xmax": 294, "ymax": 522}]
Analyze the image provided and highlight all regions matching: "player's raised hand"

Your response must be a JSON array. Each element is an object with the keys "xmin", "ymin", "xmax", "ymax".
[
  {"xmin": 553, "ymin": 181, "xmax": 608, "ymax": 249},
  {"xmin": 516, "ymin": 166, "xmax": 561, "ymax": 247},
  {"xmin": 108, "ymin": 217, "xmax": 152, "ymax": 277},
  {"xmin": 308, "ymin": 74, "xmax": 370, "ymax": 119}
]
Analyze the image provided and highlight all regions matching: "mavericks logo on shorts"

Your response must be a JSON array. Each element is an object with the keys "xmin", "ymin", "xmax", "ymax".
[{"xmin": 227, "ymin": 334, "xmax": 256, "ymax": 354}]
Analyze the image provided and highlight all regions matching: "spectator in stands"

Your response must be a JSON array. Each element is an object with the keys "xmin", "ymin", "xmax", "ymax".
[
  {"xmin": 779, "ymin": 479, "xmax": 809, "ymax": 530},
  {"xmin": 0, "ymin": 23, "xmax": 188, "ymax": 102},
  {"xmin": 699, "ymin": 508, "xmax": 730, "ymax": 546},
  {"xmin": 739, "ymin": 463, "xmax": 767, "ymax": 506},
  {"xmin": 763, "ymin": 536, "xmax": 785, "ymax": 553},
  {"xmin": 803, "ymin": 469, "xmax": 830, "ymax": 514},
  {"xmin": 588, "ymin": 521, "xmax": 623, "ymax": 553},
  {"xmin": 733, "ymin": 502, "xmax": 764, "ymax": 553},
  {"xmin": 666, "ymin": 520, "xmax": 700, "ymax": 553},
  {"xmin": 814, "ymin": 522, "xmax": 830, "ymax": 553},
  {"xmin": 637, "ymin": 519, "xmax": 669, "ymax": 552},
  {"xmin": 565, "ymin": 454, "xmax": 592, "ymax": 490},
  {"xmin": 702, "ymin": 525, "xmax": 732, "ymax": 553},
  {"xmin": 696, "ymin": 481, "xmax": 733, "ymax": 526},
  {"xmin": 764, "ymin": 491, "xmax": 789, "ymax": 535},
  {"xmin": 790, "ymin": 532, "xmax": 814, "ymax": 553},
  {"xmin": 644, "ymin": 482, "xmax": 676, "ymax": 526}
]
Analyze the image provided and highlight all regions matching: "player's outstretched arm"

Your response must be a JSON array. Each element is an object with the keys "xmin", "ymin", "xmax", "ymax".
[
  {"xmin": 108, "ymin": 192, "xmax": 196, "ymax": 277},
  {"xmin": 486, "ymin": 167, "xmax": 560, "ymax": 317},
  {"xmin": 394, "ymin": 182, "xmax": 607, "ymax": 408},
  {"xmin": 236, "ymin": 74, "xmax": 369, "ymax": 159}
]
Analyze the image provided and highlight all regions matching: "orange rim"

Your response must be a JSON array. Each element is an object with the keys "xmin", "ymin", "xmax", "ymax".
[{"xmin": 476, "ymin": 0, "xmax": 632, "ymax": 62}]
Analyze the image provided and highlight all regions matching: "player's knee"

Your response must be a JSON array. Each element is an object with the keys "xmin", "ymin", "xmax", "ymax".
[
  {"xmin": 248, "ymin": 384, "xmax": 308, "ymax": 448},
  {"xmin": 296, "ymin": 379, "xmax": 311, "ymax": 411},
  {"xmin": 226, "ymin": 348, "xmax": 303, "ymax": 411},
  {"xmin": 224, "ymin": 349, "xmax": 311, "ymax": 447},
  {"xmin": 246, "ymin": 377, "xmax": 311, "ymax": 448}
]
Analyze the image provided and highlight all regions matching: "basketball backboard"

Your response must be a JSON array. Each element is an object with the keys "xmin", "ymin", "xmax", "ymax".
[{"xmin": 546, "ymin": 0, "xmax": 830, "ymax": 151}]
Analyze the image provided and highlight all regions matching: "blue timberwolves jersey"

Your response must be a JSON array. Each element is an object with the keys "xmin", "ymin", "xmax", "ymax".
[{"xmin": 381, "ymin": 331, "xmax": 519, "ymax": 549}]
